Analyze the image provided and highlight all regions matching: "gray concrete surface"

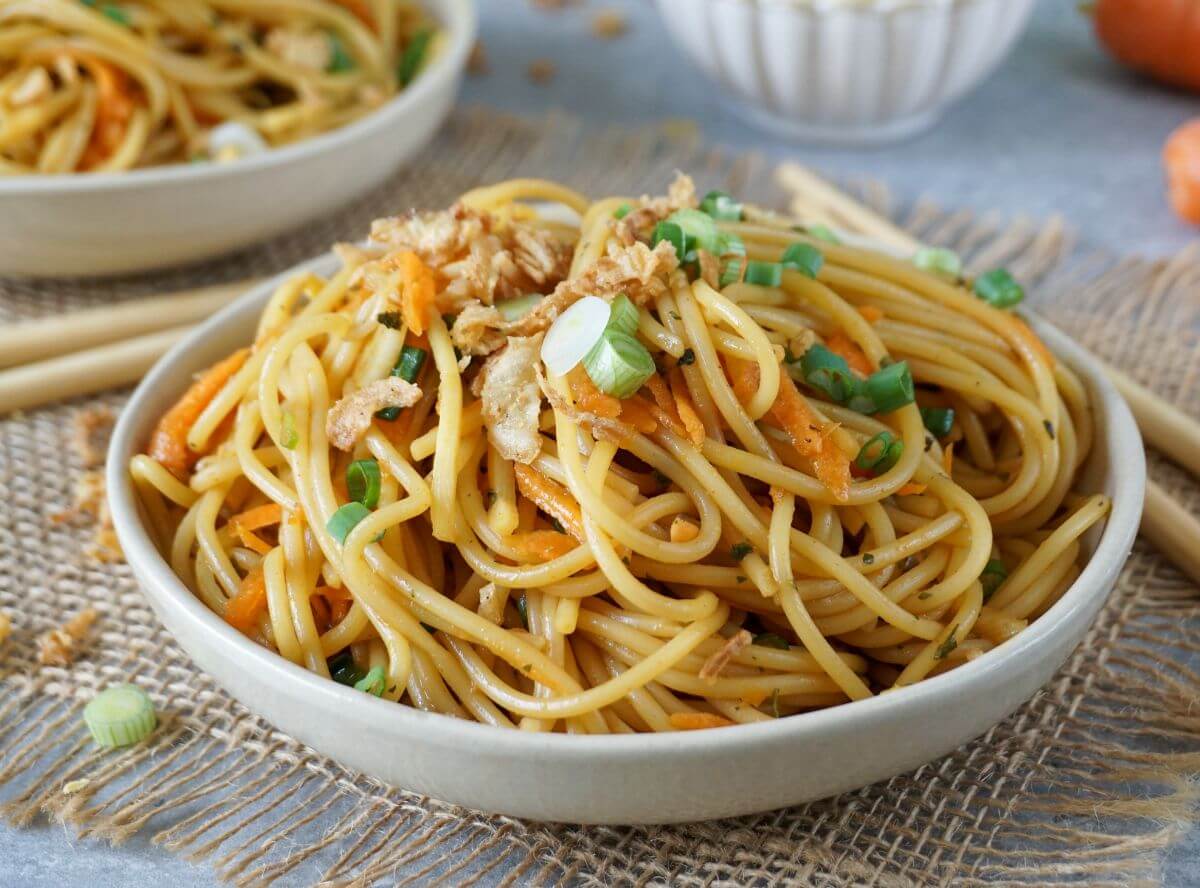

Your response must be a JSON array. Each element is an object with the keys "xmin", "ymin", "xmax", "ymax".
[{"xmin": 2, "ymin": 1, "xmax": 1196, "ymax": 885}]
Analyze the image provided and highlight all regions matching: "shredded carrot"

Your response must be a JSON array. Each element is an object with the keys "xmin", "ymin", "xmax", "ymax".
[
  {"xmin": 388, "ymin": 251, "xmax": 436, "ymax": 336},
  {"xmin": 942, "ymin": 442, "xmax": 955, "ymax": 477},
  {"xmin": 617, "ymin": 396, "xmax": 659, "ymax": 435},
  {"xmin": 230, "ymin": 503, "xmax": 283, "ymax": 533},
  {"xmin": 225, "ymin": 568, "xmax": 267, "ymax": 632},
  {"xmin": 668, "ymin": 367, "xmax": 706, "ymax": 447},
  {"xmin": 636, "ymin": 395, "xmax": 685, "ymax": 438},
  {"xmin": 513, "ymin": 464, "xmax": 585, "ymax": 541},
  {"xmin": 728, "ymin": 357, "xmax": 850, "ymax": 501},
  {"xmin": 510, "ymin": 530, "xmax": 577, "ymax": 562},
  {"xmin": 858, "ymin": 305, "xmax": 885, "ymax": 324},
  {"xmin": 645, "ymin": 373, "xmax": 677, "ymax": 417},
  {"xmin": 78, "ymin": 56, "xmax": 135, "ymax": 169},
  {"xmin": 567, "ymin": 367, "xmax": 621, "ymax": 419},
  {"xmin": 897, "ymin": 482, "xmax": 928, "ymax": 496},
  {"xmin": 148, "ymin": 348, "xmax": 249, "ymax": 479},
  {"xmin": 315, "ymin": 585, "xmax": 352, "ymax": 626},
  {"xmin": 669, "ymin": 516, "xmax": 699, "ymax": 543},
  {"xmin": 236, "ymin": 527, "xmax": 273, "ymax": 555},
  {"xmin": 825, "ymin": 331, "xmax": 874, "ymax": 377},
  {"xmin": 669, "ymin": 712, "xmax": 736, "ymax": 730}
]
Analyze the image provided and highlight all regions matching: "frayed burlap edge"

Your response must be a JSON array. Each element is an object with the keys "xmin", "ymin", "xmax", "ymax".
[{"xmin": 1, "ymin": 107, "xmax": 1198, "ymax": 887}]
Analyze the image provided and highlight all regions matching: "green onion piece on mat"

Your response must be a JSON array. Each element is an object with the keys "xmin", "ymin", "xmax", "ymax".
[
  {"xmin": 398, "ymin": 29, "xmax": 433, "ymax": 86},
  {"xmin": 699, "ymin": 190, "xmax": 743, "ymax": 220},
  {"xmin": 582, "ymin": 330, "xmax": 655, "ymax": 398},
  {"xmin": 84, "ymin": 684, "xmax": 156, "ymax": 748},
  {"xmin": 743, "ymin": 260, "xmax": 783, "ymax": 287},
  {"xmin": 973, "ymin": 268, "xmax": 1024, "ymax": 308},
  {"xmin": 781, "ymin": 243, "xmax": 824, "ymax": 278},
  {"xmin": 913, "ymin": 246, "xmax": 962, "ymax": 279},
  {"xmin": 920, "ymin": 406, "xmax": 955, "ymax": 438},
  {"xmin": 855, "ymin": 431, "xmax": 904, "ymax": 474},
  {"xmin": 347, "ymin": 459, "xmax": 381, "ymax": 509},
  {"xmin": 354, "ymin": 666, "xmax": 387, "ymax": 696}
]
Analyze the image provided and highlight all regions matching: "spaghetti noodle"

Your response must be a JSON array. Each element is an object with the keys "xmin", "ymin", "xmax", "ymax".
[
  {"xmin": 131, "ymin": 176, "xmax": 1110, "ymax": 732},
  {"xmin": 0, "ymin": 0, "xmax": 438, "ymax": 174}
]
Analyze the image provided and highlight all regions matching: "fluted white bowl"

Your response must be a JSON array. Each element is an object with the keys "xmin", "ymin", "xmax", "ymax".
[{"xmin": 654, "ymin": 0, "xmax": 1036, "ymax": 145}]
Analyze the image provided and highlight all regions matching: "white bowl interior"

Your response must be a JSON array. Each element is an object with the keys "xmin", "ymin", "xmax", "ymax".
[{"xmin": 107, "ymin": 262, "xmax": 1144, "ymax": 823}]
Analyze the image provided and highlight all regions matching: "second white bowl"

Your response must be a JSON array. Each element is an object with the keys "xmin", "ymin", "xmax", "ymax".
[
  {"xmin": 0, "ymin": 0, "xmax": 476, "ymax": 279},
  {"xmin": 655, "ymin": 0, "xmax": 1036, "ymax": 145}
]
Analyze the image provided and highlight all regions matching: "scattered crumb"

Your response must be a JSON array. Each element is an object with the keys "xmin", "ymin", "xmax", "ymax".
[
  {"xmin": 591, "ymin": 9, "xmax": 627, "ymax": 39},
  {"xmin": 72, "ymin": 406, "xmax": 114, "ymax": 469},
  {"xmin": 62, "ymin": 778, "xmax": 90, "ymax": 795},
  {"xmin": 0, "ymin": 610, "xmax": 10, "ymax": 646},
  {"xmin": 37, "ymin": 608, "xmax": 98, "ymax": 667},
  {"xmin": 51, "ymin": 469, "xmax": 123, "ymax": 563},
  {"xmin": 467, "ymin": 41, "xmax": 489, "ymax": 75},
  {"xmin": 527, "ymin": 59, "xmax": 557, "ymax": 85},
  {"xmin": 699, "ymin": 630, "xmax": 752, "ymax": 683}
]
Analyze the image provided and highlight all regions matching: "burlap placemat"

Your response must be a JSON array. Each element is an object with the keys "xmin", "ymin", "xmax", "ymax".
[{"xmin": 1, "ymin": 108, "xmax": 1197, "ymax": 887}]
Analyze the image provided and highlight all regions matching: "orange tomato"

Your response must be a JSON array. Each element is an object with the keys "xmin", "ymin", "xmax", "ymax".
[
  {"xmin": 1092, "ymin": 0, "xmax": 1200, "ymax": 93},
  {"xmin": 1164, "ymin": 119, "xmax": 1200, "ymax": 225}
]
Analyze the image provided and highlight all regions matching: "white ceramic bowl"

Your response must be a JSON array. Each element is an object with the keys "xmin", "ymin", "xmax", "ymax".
[
  {"xmin": 0, "ymin": 0, "xmax": 476, "ymax": 279},
  {"xmin": 654, "ymin": 0, "xmax": 1036, "ymax": 145},
  {"xmin": 107, "ymin": 260, "xmax": 1144, "ymax": 824}
]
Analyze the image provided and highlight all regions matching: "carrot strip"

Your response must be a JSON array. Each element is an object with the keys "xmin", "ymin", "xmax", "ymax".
[
  {"xmin": 617, "ymin": 397, "xmax": 659, "ymax": 435},
  {"xmin": 897, "ymin": 482, "xmax": 927, "ymax": 496},
  {"xmin": 225, "ymin": 568, "xmax": 267, "ymax": 632},
  {"xmin": 513, "ymin": 464, "xmax": 585, "ymax": 542},
  {"xmin": 942, "ymin": 442, "xmax": 955, "ymax": 477},
  {"xmin": 235, "ymin": 527, "xmax": 272, "ymax": 555},
  {"xmin": 669, "ymin": 712, "xmax": 735, "ymax": 730},
  {"xmin": 668, "ymin": 368, "xmax": 706, "ymax": 447},
  {"xmin": 568, "ymin": 367, "xmax": 622, "ymax": 419},
  {"xmin": 858, "ymin": 305, "xmax": 885, "ymax": 323},
  {"xmin": 78, "ymin": 56, "xmax": 135, "ymax": 169},
  {"xmin": 510, "ymin": 530, "xmax": 577, "ymax": 563},
  {"xmin": 825, "ymin": 331, "xmax": 874, "ymax": 376},
  {"xmin": 148, "ymin": 348, "xmax": 249, "ymax": 479},
  {"xmin": 229, "ymin": 503, "xmax": 283, "ymax": 533},
  {"xmin": 645, "ymin": 373, "xmax": 677, "ymax": 417},
  {"xmin": 387, "ymin": 251, "xmax": 436, "ymax": 335}
]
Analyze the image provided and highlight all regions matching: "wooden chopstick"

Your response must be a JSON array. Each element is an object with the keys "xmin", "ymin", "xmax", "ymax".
[
  {"xmin": 0, "ymin": 278, "xmax": 257, "ymax": 370},
  {"xmin": 776, "ymin": 162, "xmax": 1200, "ymax": 582},
  {"xmin": 0, "ymin": 325, "xmax": 193, "ymax": 415}
]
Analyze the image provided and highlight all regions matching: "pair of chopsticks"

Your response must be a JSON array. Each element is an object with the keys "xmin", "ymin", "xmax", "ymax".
[
  {"xmin": 0, "ymin": 279, "xmax": 257, "ymax": 414},
  {"xmin": 776, "ymin": 163, "xmax": 1200, "ymax": 585}
]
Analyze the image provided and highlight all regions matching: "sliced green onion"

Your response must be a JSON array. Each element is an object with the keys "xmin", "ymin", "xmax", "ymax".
[
  {"xmin": 329, "ymin": 651, "xmax": 365, "ymax": 686},
  {"xmin": 376, "ymin": 311, "xmax": 402, "ymax": 329},
  {"xmin": 541, "ymin": 294, "xmax": 610, "ymax": 376},
  {"xmin": 354, "ymin": 665, "xmax": 386, "ymax": 696},
  {"xmin": 781, "ymin": 243, "xmax": 824, "ymax": 278},
  {"xmin": 677, "ymin": 348, "xmax": 695, "ymax": 366},
  {"xmin": 614, "ymin": 203, "xmax": 633, "ymax": 220},
  {"xmin": 719, "ymin": 257, "xmax": 744, "ymax": 288},
  {"xmin": 666, "ymin": 208, "xmax": 721, "ymax": 255},
  {"xmin": 398, "ymin": 28, "xmax": 433, "ymax": 86},
  {"xmin": 716, "ymin": 232, "xmax": 745, "ymax": 256},
  {"xmin": 855, "ymin": 431, "xmax": 904, "ymax": 474},
  {"xmin": 327, "ymin": 32, "xmax": 355, "ymax": 72},
  {"xmin": 973, "ymin": 268, "xmax": 1024, "ymax": 308},
  {"xmin": 980, "ymin": 559, "xmax": 1008, "ymax": 601},
  {"xmin": 861, "ymin": 361, "xmax": 915, "ymax": 414},
  {"xmin": 515, "ymin": 593, "xmax": 529, "ymax": 629},
  {"xmin": 85, "ymin": 1, "xmax": 130, "ymax": 26},
  {"xmin": 582, "ymin": 329, "xmax": 655, "ymax": 398},
  {"xmin": 731, "ymin": 541, "xmax": 753, "ymax": 561},
  {"xmin": 699, "ymin": 190, "xmax": 743, "ymax": 221},
  {"xmin": 806, "ymin": 224, "xmax": 841, "ymax": 244},
  {"xmin": 934, "ymin": 627, "xmax": 958, "ymax": 660},
  {"xmin": 347, "ymin": 459, "xmax": 381, "ymax": 509},
  {"xmin": 327, "ymin": 502, "xmax": 374, "ymax": 544},
  {"xmin": 799, "ymin": 344, "xmax": 859, "ymax": 405},
  {"xmin": 743, "ymin": 260, "xmax": 783, "ymax": 287},
  {"xmin": 753, "ymin": 632, "xmax": 790, "ymax": 650},
  {"xmin": 651, "ymin": 220, "xmax": 687, "ymax": 259},
  {"xmin": 920, "ymin": 406, "xmax": 955, "ymax": 438},
  {"xmin": 280, "ymin": 410, "xmax": 299, "ymax": 450},
  {"xmin": 377, "ymin": 345, "xmax": 427, "ymax": 420},
  {"xmin": 913, "ymin": 246, "xmax": 961, "ymax": 279},
  {"xmin": 606, "ymin": 293, "xmax": 640, "ymax": 337},
  {"xmin": 84, "ymin": 684, "xmax": 156, "ymax": 748},
  {"xmin": 496, "ymin": 293, "xmax": 542, "ymax": 322}
]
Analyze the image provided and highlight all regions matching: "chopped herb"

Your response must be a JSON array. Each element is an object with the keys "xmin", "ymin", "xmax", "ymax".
[
  {"xmin": 861, "ymin": 552, "xmax": 875, "ymax": 565},
  {"xmin": 420, "ymin": 622, "xmax": 437, "ymax": 634},
  {"xmin": 485, "ymin": 490, "xmax": 497, "ymax": 507},
  {"xmin": 354, "ymin": 666, "xmax": 386, "ymax": 696},
  {"xmin": 614, "ymin": 203, "xmax": 633, "ymax": 219},
  {"xmin": 1043, "ymin": 420, "xmax": 1055, "ymax": 439},
  {"xmin": 780, "ymin": 243, "xmax": 824, "ymax": 278},
  {"xmin": 972, "ymin": 268, "xmax": 1024, "ymax": 309},
  {"xmin": 653, "ymin": 469, "xmax": 672, "ymax": 487},
  {"xmin": 377, "ymin": 311, "xmax": 403, "ymax": 329},
  {"xmin": 753, "ymin": 632, "xmax": 790, "ymax": 650},
  {"xmin": 917, "ymin": 591, "xmax": 932, "ymax": 600},
  {"xmin": 515, "ymin": 594, "xmax": 528, "ymax": 629},
  {"xmin": 900, "ymin": 555, "xmax": 919, "ymax": 572},
  {"xmin": 735, "ymin": 575, "xmax": 747, "ymax": 583},
  {"xmin": 398, "ymin": 28, "xmax": 433, "ymax": 86},
  {"xmin": 980, "ymin": 558, "xmax": 1008, "ymax": 601},
  {"xmin": 934, "ymin": 628, "xmax": 959, "ymax": 660},
  {"xmin": 731, "ymin": 541, "xmax": 753, "ymax": 561},
  {"xmin": 548, "ymin": 516, "xmax": 566, "ymax": 534},
  {"xmin": 327, "ymin": 32, "xmax": 355, "ymax": 73},
  {"xmin": 329, "ymin": 651, "xmax": 365, "ymax": 686},
  {"xmin": 677, "ymin": 348, "xmax": 696, "ymax": 366},
  {"xmin": 669, "ymin": 311, "xmax": 681, "ymax": 321},
  {"xmin": 920, "ymin": 406, "xmax": 955, "ymax": 438}
]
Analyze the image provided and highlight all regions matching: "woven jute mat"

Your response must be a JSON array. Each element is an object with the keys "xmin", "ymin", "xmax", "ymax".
[{"xmin": 1, "ymin": 108, "xmax": 1198, "ymax": 887}]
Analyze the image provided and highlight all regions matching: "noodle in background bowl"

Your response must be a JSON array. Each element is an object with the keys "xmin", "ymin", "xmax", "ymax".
[
  {"xmin": 106, "ymin": 253, "xmax": 1145, "ymax": 824},
  {"xmin": 0, "ymin": 0, "xmax": 476, "ymax": 279}
]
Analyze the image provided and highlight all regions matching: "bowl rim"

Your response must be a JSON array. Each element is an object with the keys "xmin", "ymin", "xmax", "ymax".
[
  {"xmin": 107, "ymin": 257, "xmax": 1145, "ymax": 759},
  {"xmin": 0, "ymin": 0, "xmax": 477, "ymax": 195}
]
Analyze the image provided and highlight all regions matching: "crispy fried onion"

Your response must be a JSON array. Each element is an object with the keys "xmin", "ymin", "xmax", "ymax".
[
  {"xmin": 326, "ymin": 377, "xmax": 422, "ymax": 450},
  {"xmin": 535, "ymin": 364, "xmax": 635, "ymax": 444},
  {"xmin": 613, "ymin": 171, "xmax": 698, "ymax": 244},
  {"xmin": 481, "ymin": 334, "xmax": 545, "ymax": 464}
]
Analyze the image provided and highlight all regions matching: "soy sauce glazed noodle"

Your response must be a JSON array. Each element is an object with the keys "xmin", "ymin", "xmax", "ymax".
[
  {"xmin": 131, "ymin": 176, "xmax": 1110, "ymax": 732},
  {"xmin": 0, "ymin": 0, "xmax": 437, "ymax": 174}
]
